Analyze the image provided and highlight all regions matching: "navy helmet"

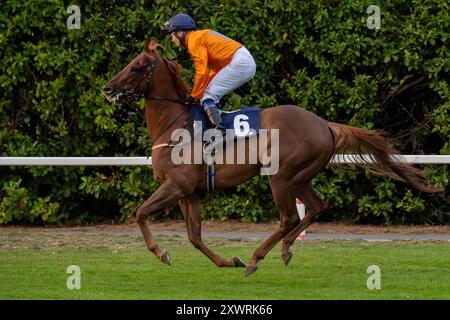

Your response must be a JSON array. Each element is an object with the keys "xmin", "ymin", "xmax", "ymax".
[{"xmin": 163, "ymin": 13, "xmax": 197, "ymax": 33}]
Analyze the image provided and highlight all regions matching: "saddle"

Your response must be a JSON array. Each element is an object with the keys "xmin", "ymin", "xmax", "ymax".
[{"xmin": 186, "ymin": 104, "xmax": 261, "ymax": 192}]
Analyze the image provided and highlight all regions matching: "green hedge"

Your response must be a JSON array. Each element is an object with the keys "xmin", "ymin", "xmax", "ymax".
[{"xmin": 0, "ymin": 0, "xmax": 448, "ymax": 225}]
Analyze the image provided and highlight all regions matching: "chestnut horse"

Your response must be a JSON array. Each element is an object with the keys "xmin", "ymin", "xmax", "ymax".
[{"xmin": 102, "ymin": 41, "xmax": 440, "ymax": 276}]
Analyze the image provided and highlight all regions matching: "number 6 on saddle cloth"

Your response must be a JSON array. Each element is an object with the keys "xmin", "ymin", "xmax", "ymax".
[{"xmin": 188, "ymin": 104, "xmax": 260, "ymax": 140}]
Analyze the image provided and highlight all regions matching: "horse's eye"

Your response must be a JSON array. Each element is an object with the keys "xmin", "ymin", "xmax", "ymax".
[{"xmin": 131, "ymin": 66, "xmax": 140, "ymax": 72}]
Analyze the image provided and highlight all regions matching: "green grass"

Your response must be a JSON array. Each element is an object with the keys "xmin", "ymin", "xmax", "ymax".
[{"xmin": 0, "ymin": 232, "xmax": 449, "ymax": 299}]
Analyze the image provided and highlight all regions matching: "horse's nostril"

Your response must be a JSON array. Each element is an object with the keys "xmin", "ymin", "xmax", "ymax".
[{"xmin": 102, "ymin": 85, "xmax": 113, "ymax": 94}]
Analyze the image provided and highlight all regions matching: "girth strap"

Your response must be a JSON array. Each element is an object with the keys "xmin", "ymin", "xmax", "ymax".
[
  {"xmin": 150, "ymin": 140, "xmax": 216, "ymax": 193},
  {"xmin": 206, "ymin": 162, "xmax": 215, "ymax": 192}
]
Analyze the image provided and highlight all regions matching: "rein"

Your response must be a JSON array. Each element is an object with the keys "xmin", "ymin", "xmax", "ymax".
[{"xmin": 146, "ymin": 95, "xmax": 193, "ymax": 104}]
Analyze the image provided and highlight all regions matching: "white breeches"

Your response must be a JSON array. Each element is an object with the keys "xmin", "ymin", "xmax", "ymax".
[{"xmin": 201, "ymin": 47, "xmax": 256, "ymax": 104}]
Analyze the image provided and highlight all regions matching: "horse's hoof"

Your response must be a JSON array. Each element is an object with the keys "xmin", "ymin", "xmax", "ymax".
[
  {"xmin": 282, "ymin": 251, "xmax": 293, "ymax": 266},
  {"xmin": 232, "ymin": 256, "xmax": 246, "ymax": 268},
  {"xmin": 160, "ymin": 250, "xmax": 171, "ymax": 266},
  {"xmin": 245, "ymin": 266, "xmax": 258, "ymax": 277}
]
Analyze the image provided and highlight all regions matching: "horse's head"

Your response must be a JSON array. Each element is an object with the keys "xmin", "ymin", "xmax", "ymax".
[{"xmin": 102, "ymin": 40, "xmax": 162, "ymax": 104}]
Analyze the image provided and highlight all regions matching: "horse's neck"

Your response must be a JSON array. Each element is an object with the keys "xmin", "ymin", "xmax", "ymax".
[
  {"xmin": 143, "ymin": 58, "xmax": 191, "ymax": 143},
  {"xmin": 144, "ymin": 81, "xmax": 188, "ymax": 143},
  {"xmin": 145, "ymin": 100, "xmax": 187, "ymax": 143}
]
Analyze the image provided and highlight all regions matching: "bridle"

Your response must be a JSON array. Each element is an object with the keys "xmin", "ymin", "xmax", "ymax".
[{"xmin": 118, "ymin": 53, "xmax": 193, "ymax": 106}]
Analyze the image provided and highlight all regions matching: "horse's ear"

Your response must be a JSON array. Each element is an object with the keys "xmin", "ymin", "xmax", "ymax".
[{"xmin": 145, "ymin": 38, "xmax": 165, "ymax": 53}]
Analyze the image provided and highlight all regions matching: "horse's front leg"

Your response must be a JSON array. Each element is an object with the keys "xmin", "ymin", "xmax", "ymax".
[
  {"xmin": 179, "ymin": 196, "xmax": 245, "ymax": 268},
  {"xmin": 135, "ymin": 179, "xmax": 185, "ymax": 266}
]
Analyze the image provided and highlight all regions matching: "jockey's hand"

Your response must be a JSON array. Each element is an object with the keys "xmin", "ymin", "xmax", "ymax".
[{"xmin": 185, "ymin": 94, "xmax": 195, "ymax": 103}]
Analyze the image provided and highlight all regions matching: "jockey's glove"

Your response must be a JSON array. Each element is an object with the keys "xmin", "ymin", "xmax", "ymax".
[{"xmin": 185, "ymin": 95, "xmax": 195, "ymax": 103}]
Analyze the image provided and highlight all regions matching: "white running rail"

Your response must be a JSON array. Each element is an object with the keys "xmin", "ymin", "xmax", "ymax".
[
  {"xmin": 330, "ymin": 155, "xmax": 450, "ymax": 164},
  {"xmin": 0, "ymin": 157, "xmax": 153, "ymax": 166},
  {"xmin": 0, "ymin": 155, "xmax": 449, "ymax": 166}
]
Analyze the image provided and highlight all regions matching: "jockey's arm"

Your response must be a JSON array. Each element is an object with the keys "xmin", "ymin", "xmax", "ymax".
[{"xmin": 189, "ymin": 46, "xmax": 211, "ymax": 99}]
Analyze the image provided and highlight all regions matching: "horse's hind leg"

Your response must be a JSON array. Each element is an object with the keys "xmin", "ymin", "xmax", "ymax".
[
  {"xmin": 281, "ymin": 182, "xmax": 327, "ymax": 266},
  {"xmin": 245, "ymin": 178, "xmax": 299, "ymax": 276},
  {"xmin": 179, "ymin": 196, "xmax": 245, "ymax": 268}
]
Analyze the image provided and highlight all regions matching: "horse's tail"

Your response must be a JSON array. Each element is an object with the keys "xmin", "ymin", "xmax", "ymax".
[{"xmin": 327, "ymin": 122, "xmax": 442, "ymax": 193}]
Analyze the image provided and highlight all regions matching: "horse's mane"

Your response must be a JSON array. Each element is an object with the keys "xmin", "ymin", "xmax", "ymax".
[
  {"xmin": 163, "ymin": 57, "xmax": 189, "ymax": 98},
  {"xmin": 146, "ymin": 39, "xmax": 189, "ymax": 98}
]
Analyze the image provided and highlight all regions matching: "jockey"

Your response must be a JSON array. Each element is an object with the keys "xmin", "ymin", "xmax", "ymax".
[{"xmin": 164, "ymin": 13, "xmax": 256, "ymax": 128}]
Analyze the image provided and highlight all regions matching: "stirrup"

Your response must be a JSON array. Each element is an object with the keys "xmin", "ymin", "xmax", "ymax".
[
  {"xmin": 215, "ymin": 124, "xmax": 226, "ymax": 134},
  {"xmin": 203, "ymin": 128, "xmax": 225, "ymax": 154}
]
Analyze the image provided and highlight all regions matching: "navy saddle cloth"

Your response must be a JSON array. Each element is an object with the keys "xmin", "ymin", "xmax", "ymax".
[{"xmin": 188, "ymin": 104, "xmax": 261, "ymax": 139}]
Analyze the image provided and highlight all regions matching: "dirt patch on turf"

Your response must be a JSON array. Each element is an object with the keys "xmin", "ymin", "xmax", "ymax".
[
  {"xmin": 0, "ymin": 233, "xmax": 194, "ymax": 251},
  {"xmin": 0, "ymin": 232, "xmax": 261, "ymax": 251},
  {"xmin": 1, "ymin": 220, "xmax": 449, "ymax": 235},
  {"xmin": 1, "ymin": 220, "xmax": 448, "ymax": 250}
]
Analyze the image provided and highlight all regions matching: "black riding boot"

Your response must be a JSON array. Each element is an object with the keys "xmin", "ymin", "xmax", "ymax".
[
  {"xmin": 202, "ymin": 99, "xmax": 223, "ymax": 129},
  {"xmin": 202, "ymin": 99, "xmax": 226, "ymax": 149}
]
